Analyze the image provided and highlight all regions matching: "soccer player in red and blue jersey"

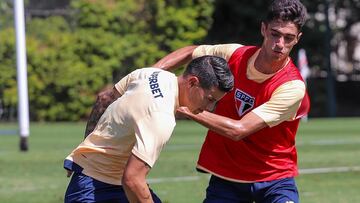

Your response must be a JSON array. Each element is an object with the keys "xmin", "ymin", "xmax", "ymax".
[{"xmin": 154, "ymin": 0, "xmax": 309, "ymax": 202}]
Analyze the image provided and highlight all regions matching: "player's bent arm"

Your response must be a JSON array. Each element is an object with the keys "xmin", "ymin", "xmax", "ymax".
[
  {"xmin": 84, "ymin": 86, "xmax": 121, "ymax": 137},
  {"xmin": 122, "ymin": 154, "xmax": 153, "ymax": 203},
  {"xmin": 192, "ymin": 44, "xmax": 242, "ymax": 61},
  {"xmin": 252, "ymin": 80, "xmax": 306, "ymax": 127},
  {"xmin": 152, "ymin": 45, "xmax": 198, "ymax": 71},
  {"xmin": 177, "ymin": 107, "xmax": 267, "ymax": 141}
]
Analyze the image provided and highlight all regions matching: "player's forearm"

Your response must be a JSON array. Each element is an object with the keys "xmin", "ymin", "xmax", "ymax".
[
  {"xmin": 180, "ymin": 109, "xmax": 266, "ymax": 141},
  {"xmin": 153, "ymin": 45, "xmax": 198, "ymax": 71},
  {"xmin": 187, "ymin": 111, "xmax": 247, "ymax": 141},
  {"xmin": 84, "ymin": 87, "xmax": 121, "ymax": 138},
  {"xmin": 123, "ymin": 177, "xmax": 153, "ymax": 203}
]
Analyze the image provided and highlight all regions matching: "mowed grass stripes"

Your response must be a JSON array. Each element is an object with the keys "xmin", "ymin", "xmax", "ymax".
[{"xmin": 0, "ymin": 118, "xmax": 359, "ymax": 203}]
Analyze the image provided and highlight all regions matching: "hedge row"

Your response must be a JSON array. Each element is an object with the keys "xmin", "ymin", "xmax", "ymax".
[{"xmin": 0, "ymin": 0, "xmax": 213, "ymax": 121}]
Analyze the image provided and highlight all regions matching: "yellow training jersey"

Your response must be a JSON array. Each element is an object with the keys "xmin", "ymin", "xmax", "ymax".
[{"xmin": 65, "ymin": 68, "xmax": 179, "ymax": 185}]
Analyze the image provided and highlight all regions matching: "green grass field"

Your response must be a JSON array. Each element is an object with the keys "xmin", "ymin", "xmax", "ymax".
[{"xmin": 1, "ymin": 118, "xmax": 360, "ymax": 203}]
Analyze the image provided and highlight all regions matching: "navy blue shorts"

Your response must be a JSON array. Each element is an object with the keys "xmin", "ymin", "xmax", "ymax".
[
  {"xmin": 204, "ymin": 175, "xmax": 299, "ymax": 203},
  {"xmin": 64, "ymin": 160, "xmax": 161, "ymax": 203}
]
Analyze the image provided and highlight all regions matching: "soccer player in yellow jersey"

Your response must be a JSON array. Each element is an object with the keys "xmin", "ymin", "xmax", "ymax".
[{"xmin": 63, "ymin": 56, "xmax": 234, "ymax": 203}]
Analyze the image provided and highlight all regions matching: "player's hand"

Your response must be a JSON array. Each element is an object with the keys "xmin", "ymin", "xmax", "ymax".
[
  {"xmin": 176, "ymin": 106, "xmax": 192, "ymax": 117},
  {"xmin": 66, "ymin": 170, "xmax": 73, "ymax": 177}
]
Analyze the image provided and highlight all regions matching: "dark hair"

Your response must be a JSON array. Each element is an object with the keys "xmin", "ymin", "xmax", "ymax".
[
  {"xmin": 184, "ymin": 55, "xmax": 234, "ymax": 92},
  {"xmin": 265, "ymin": 0, "xmax": 307, "ymax": 30}
]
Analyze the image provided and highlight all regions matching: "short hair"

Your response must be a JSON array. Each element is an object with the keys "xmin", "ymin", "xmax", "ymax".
[
  {"xmin": 183, "ymin": 56, "xmax": 234, "ymax": 92},
  {"xmin": 265, "ymin": 0, "xmax": 307, "ymax": 30}
]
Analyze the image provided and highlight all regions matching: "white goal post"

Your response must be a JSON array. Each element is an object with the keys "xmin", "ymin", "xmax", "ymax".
[{"xmin": 14, "ymin": 0, "xmax": 30, "ymax": 151}]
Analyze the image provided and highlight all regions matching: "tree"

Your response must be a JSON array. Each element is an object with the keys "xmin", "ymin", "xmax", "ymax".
[
  {"xmin": 0, "ymin": 0, "xmax": 214, "ymax": 121},
  {"xmin": 206, "ymin": 0, "xmax": 360, "ymax": 80}
]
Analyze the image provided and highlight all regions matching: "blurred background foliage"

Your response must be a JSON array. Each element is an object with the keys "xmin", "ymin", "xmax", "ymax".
[
  {"xmin": 0, "ymin": 0, "xmax": 359, "ymax": 121},
  {"xmin": 0, "ymin": 0, "xmax": 213, "ymax": 121}
]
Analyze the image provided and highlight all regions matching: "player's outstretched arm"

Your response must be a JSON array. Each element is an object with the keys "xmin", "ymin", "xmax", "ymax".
[
  {"xmin": 177, "ymin": 107, "xmax": 268, "ymax": 141},
  {"xmin": 153, "ymin": 45, "xmax": 198, "ymax": 71},
  {"xmin": 84, "ymin": 86, "xmax": 121, "ymax": 138},
  {"xmin": 122, "ymin": 154, "xmax": 153, "ymax": 203}
]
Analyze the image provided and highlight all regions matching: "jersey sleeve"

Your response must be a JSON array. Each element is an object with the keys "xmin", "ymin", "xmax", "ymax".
[
  {"xmin": 114, "ymin": 69, "xmax": 145, "ymax": 95},
  {"xmin": 192, "ymin": 44, "xmax": 243, "ymax": 61},
  {"xmin": 114, "ymin": 73, "xmax": 132, "ymax": 95},
  {"xmin": 131, "ymin": 112, "xmax": 176, "ymax": 167},
  {"xmin": 252, "ymin": 80, "xmax": 306, "ymax": 127}
]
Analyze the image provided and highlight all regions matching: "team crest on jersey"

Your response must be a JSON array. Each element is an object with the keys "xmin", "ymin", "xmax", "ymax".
[{"xmin": 234, "ymin": 89, "xmax": 255, "ymax": 116}]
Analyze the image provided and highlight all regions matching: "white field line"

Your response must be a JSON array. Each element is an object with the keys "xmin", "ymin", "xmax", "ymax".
[
  {"xmin": 299, "ymin": 166, "xmax": 360, "ymax": 174},
  {"xmin": 148, "ymin": 176, "xmax": 200, "ymax": 184},
  {"xmin": 147, "ymin": 166, "xmax": 360, "ymax": 184},
  {"xmin": 163, "ymin": 139, "xmax": 360, "ymax": 151},
  {"xmin": 0, "ymin": 129, "xmax": 17, "ymax": 135},
  {"xmin": 297, "ymin": 139, "xmax": 360, "ymax": 146}
]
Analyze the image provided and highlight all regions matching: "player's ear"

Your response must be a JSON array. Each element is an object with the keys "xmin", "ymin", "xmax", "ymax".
[
  {"xmin": 188, "ymin": 75, "xmax": 200, "ymax": 87},
  {"xmin": 261, "ymin": 22, "xmax": 266, "ymax": 37},
  {"xmin": 296, "ymin": 32, "xmax": 303, "ymax": 43}
]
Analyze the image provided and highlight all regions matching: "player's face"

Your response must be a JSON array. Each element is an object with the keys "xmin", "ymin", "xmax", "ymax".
[
  {"xmin": 186, "ymin": 83, "xmax": 226, "ymax": 114},
  {"xmin": 261, "ymin": 20, "xmax": 302, "ymax": 61}
]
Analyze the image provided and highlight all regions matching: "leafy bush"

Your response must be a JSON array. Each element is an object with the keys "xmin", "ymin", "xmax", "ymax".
[{"xmin": 0, "ymin": 0, "xmax": 214, "ymax": 121}]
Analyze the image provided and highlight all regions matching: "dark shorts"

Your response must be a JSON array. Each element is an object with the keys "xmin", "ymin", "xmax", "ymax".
[
  {"xmin": 204, "ymin": 175, "xmax": 299, "ymax": 203},
  {"xmin": 64, "ymin": 160, "xmax": 161, "ymax": 203}
]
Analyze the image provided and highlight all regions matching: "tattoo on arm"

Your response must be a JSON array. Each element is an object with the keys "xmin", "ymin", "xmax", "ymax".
[{"xmin": 84, "ymin": 87, "xmax": 121, "ymax": 138}]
